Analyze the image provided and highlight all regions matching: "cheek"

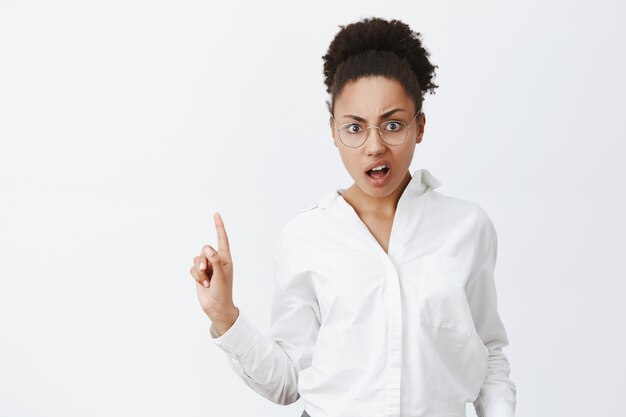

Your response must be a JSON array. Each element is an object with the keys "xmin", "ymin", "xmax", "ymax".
[
  {"xmin": 399, "ymin": 143, "xmax": 417, "ymax": 162},
  {"xmin": 336, "ymin": 148, "xmax": 351, "ymax": 162},
  {"xmin": 337, "ymin": 151, "xmax": 363, "ymax": 176}
]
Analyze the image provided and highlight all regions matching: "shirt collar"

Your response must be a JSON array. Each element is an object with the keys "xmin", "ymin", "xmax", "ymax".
[{"xmin": 317, "ymin": 168, "xmax": 441, "ymax": 210}]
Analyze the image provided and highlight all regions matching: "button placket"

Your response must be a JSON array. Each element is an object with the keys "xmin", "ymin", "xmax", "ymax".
[{"xmin": 333, "ymin": 193, "xmax": 408, "ymax": 417}]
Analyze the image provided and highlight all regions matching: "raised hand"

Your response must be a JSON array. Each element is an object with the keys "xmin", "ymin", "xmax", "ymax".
[{"xmin": 189, "ymin": 212, "xmax": 239, "ymax": 335}]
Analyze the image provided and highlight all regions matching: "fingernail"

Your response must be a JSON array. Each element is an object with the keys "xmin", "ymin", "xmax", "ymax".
[
  {"xmin": 205, "ymin": 246, "xmax": 215, "ymax": 257},
  {"xmin": 199, "ymin": 262, "xmax": 206, "ymax": 270},
  {"xmin": 203, "ymin": 279, "xmax": 209, "ymax": 287}
]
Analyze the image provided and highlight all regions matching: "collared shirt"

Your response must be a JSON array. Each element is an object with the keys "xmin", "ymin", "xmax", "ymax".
[{"xmin": 209, "ymin": 168, "xmax": 517, "ymax": 417}]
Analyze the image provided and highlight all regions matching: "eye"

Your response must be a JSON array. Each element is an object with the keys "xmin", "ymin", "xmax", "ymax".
[
  {"xmin": 385, "ymin": 121, "xmax": 402, "ymax": 131},
  {"xmin": 342, "ymin": 124, "xmax": 363, "ymax": 134}
]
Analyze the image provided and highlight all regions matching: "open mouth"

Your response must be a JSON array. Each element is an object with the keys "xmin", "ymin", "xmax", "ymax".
[{"xmin": 366, "ymin": 166, "xmax": 390, "ymax": 179}]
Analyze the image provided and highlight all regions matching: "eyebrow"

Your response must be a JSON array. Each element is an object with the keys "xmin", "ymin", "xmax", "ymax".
[{"xmin": 342, "ymin": 108, "xmax": 405, "ymax": 122}]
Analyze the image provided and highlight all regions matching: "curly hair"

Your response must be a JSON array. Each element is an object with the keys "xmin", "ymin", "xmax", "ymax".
[{"xmin": 322, "ymin": 17, "xmax": 439, "ymax": 116}]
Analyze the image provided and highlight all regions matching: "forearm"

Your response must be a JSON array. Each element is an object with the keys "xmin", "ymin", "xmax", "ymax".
[
  {"xmin": 209, "ymin": 309, "xmax": 301, "ymax": 405},
  {"xmin": 474, "ymin": 345, "xmax": 517, "ymax": 417}
]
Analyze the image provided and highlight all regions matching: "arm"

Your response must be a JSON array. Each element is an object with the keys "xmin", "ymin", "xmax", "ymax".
[
  {"xmin": 209, "ymin": 226, "xmax": 321, "ymax": 405},
  {"xmin": 466, "ymin": 211, "xmax": 517, "ymax": 417}
]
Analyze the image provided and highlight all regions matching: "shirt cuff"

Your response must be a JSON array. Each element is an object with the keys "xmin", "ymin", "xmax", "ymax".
[
  {"xmin": 209, "ymin": 309, "xmax": 259, "ymax": 357},
  {"xmin": 483, "ymin": 399, "xmax": 515, "ymax": 417}
]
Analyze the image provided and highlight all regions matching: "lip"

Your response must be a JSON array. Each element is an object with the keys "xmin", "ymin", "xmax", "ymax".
[{"xmin": 364, "ymin": 159, "xmax": 391, "ymax": 173}]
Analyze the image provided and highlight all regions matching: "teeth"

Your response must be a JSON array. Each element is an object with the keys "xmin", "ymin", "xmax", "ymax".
[{"xmin": 370, "ymin": 164, "xmax": 387, "ymax": 171}]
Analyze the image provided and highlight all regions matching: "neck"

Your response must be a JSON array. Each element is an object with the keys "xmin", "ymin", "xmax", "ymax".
[{"xmin": 341, "ymin": 170, "xmax": 412, "ymax": 217}]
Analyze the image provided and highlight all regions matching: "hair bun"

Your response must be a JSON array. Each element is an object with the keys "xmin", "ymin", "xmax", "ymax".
[{"xmin": 322, "ymin": 17, "xmax": 438, "ymax": 96}]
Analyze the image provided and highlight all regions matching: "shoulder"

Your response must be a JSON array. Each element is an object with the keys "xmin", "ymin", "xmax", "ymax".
[
  {"xmin": 297, "ymin": 200, "xmax": 319, "ymax": 214},
  {"xmin": 427, "ymin": 189, "xmax": 488, "ymax": 218},
  {"xmin": 427, "ymin": 189, "xmax": 497, "ymax": 240},
  {"xmin": 281, "ymin": 203, "xmax": 326, "ymax": 239},
  {"xmin": 272, "ymin": 202, "xmax": 325, "ymax": 255}
]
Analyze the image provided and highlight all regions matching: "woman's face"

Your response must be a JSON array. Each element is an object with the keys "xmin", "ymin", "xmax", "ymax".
[{"xmin": 330, "ymin": 75, "xmax": 425, "ymax": 199}]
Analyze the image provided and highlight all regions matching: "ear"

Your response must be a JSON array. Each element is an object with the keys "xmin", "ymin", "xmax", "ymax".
[
  {"xmin": 330, "ymin": 116, "xmax": 338, "ymax": 147},
  {"xmin": 415, "ymin": 112, "xmax": 426, "ymax": 144}
]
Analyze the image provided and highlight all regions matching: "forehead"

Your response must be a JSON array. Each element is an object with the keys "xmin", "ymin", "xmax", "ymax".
[{"xmin": 334, "ymin": 76, "xmax": 413, "ymax": 116}]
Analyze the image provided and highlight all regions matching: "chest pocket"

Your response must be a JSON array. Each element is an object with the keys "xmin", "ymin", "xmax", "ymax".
[{"xmin": 418, "ymin": 254, "xmax": 475, "ymax": 337}]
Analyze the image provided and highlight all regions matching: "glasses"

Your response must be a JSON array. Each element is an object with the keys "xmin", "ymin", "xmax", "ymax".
[{"xmin": 331, "ymin": 109, "xmax": 422, "ymax": 148}]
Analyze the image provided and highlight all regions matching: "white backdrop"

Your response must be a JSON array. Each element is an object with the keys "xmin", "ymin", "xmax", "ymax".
[{"xmin": 1, "ymin": 1, "xmax": 625, "ymax": 416}]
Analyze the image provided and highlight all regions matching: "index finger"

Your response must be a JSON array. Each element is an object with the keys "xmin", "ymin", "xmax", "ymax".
[{"xmin": 213, "ymin": 212, "xmax": 232, "ymax": 263}]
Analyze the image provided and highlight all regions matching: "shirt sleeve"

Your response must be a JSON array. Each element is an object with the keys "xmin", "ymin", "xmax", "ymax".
[
  {"xmin": 208, "ymin": 224, "xmax": 321, "ymax": 405},
  {"xmin": 465, "ymin": 210, "xmax": 517, "ymax": 417}
]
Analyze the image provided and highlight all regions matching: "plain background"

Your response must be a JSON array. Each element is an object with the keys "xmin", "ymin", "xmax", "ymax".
[{"xmin": 1, "ymin": 1, "xmax": 625, "ymax": 416}]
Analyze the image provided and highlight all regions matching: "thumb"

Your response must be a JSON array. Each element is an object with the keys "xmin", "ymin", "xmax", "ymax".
[{"xmin": 204, "ymin": 245, "xmax": 226, "ymax": 282}]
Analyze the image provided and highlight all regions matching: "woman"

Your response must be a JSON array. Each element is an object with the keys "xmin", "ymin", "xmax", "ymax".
[{"xmin": 189, "ymin": 17, "xmax": 517, "ymax": 417}]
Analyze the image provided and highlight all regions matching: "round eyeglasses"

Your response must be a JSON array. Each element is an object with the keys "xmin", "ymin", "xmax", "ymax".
[{"xmin": 331, "ymin": 109, "xmax": 422, "ymax": 148}]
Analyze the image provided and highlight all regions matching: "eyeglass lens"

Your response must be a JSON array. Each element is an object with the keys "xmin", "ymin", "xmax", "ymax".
[{"xmin": 338, "ymin": 120, "xmax": 409, "ymax": 147}]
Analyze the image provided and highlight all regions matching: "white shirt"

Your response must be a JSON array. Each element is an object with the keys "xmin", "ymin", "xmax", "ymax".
[{"xmin": 209, "ymin": 168, "xmax": 517, "ymax": 417}]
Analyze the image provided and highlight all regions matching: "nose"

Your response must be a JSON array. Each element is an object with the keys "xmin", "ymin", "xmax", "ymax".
[{"xmin": 363, "ymin": 127, "xmax": 387, "ymax": 154}]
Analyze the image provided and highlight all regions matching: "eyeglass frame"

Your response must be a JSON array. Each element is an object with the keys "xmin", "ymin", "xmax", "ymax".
[{"xmin": 330, "ymin": 109, "xmax": 423, "ymax": 148}]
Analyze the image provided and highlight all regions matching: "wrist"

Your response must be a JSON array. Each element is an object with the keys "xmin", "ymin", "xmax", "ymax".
[{"xmin": 212, "ymin": 306, "xmax": 239, "ymax": 336}]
